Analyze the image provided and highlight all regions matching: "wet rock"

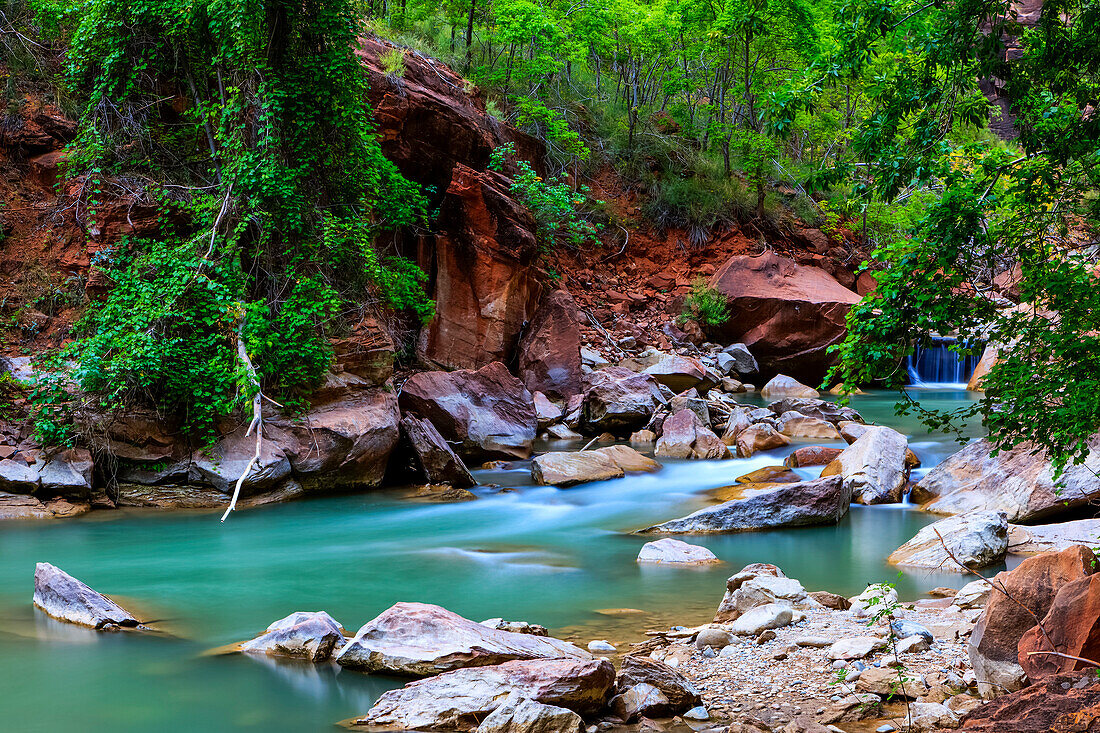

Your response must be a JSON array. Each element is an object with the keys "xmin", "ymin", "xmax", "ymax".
[
  {"xmin": 721, "ymin": 409, "xmax": 753, "ymax": 445},
  {"xmin": 519, "ymin": 291, "xmax": 584, "ymax": 401},
  {"xmin": 707, "ymin": 252, "xmax": 860, "ymax": 383},
  {"xmin": 475, "ymin": 691, "xmax": 584, "ymax": 733},
  {"xmin": 970, "ymin": 546, "xmax": 1096, "ymax": 698},
  {"xmin": 639, "ymin": 476, "xmax": 849, "ymax": 534},
  {"xmin": 736, "ymin": 424, "xmax": 791, "ymax": 457},
  {"xmin": 401, "ymin": 414, "xmax": 476, "ymax": 488},
  {"xmin": 736, "ymin": 465, "xmax": 801, "ymax": 484},
  {"xmin": 731, "ymin": 603, "xmax": 793, "ymax": 635},
  {"xmin": 777, "ymin": 414, "xmax": 841, "ymax": 440},
  {"xmin": 335, "ymin": 602, "xmax": 589, "ymax": 675},
  {"xmin": 610, "ymin": 683, "xmax": 670, "ymax": 722},
  {"xmin": 655, "ymin": 409, "xmax": 729, "ymax": 460},
  {"xmin": 239, "ymin": 611, "xmax": 346, "ymax": 662},
  {"xmin": 1018, "ymin": 573, "xmax": 1100, "ymax": 680},
  {"xmin": 581, "ymin": 366, "xmax": 667, "ymax": 432},
  {"xmin": 637, "ymin": 538, "xmax": 720, "ymax": 565},
  {"xmin": 821, "ymin": 425, "xmax": 910, "ymax": 504},
  {"xmin": 531, "ymin": 446, "xmax": 658, "ymax": 486},
  {"xmin": 643, "ymin": 355, "xmax": 713, "ymax": 393},
  {"xmin": 587, "ymin": 639, "xmax": 615, "ymax": 652},
  {"xmin": 888, "ymin": 511, "xmax": 1008, "ymax": 571},
  {"xmin": 760, "ymin": 375, "xmax": 820, "ymax": 400},
  {"xmin": 958, "ymin": 671, "xmax": 1100, "ymax": 732},
  {"xmin": 33, "ymin": 562, "xmax": 141, "ymax": 629},
  {"xmin": 353, "ymin": 657, "xmax": 616, "ymax": 729},
  {"xmin": 916, "ymin": 437, "xmax": 1100, "ymax": 522},
  {"xmin": 616, "ymin": 655, "xmax": 701, "ymax": 713},
  {"xmin": 400, "ymin": 362, "xmax": 537, "ymax": 461},
  {"xmin": 547, "ymin": 424, "xmax": 583, "ymax": 440},
  {"xmin": 784, "ymin": 446, "xmax": 844, "ymax": 468},
  {"xmin": 667, "ymin": 387, "xmax": 711, "ymax": 425}
]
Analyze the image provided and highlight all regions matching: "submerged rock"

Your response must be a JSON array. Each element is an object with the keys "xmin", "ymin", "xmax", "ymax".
[
  {"xmin": 637, "ymin": 538, "xmax": 720, "ymax": 565},
  {"xmin": 888, "ymin": 511, "xmax": 1009, "ymax": 572},
  {"xmin": 335, "ymin": 601, "xmax": 589, "ymax": 676},
  {"xmin": 353, "ymin": 657, "xmax": 616, "ymax": 729},
  {"xmin": 32, "ymin": 562, "xmax": 141, "ymax": 630},
  {"xmin": 639, "ymin": 476, "xmax": 849, "ymax": 534},
  {"xmin": 240, "ymin": 611, "xmax": 346, "ymax": 662}
]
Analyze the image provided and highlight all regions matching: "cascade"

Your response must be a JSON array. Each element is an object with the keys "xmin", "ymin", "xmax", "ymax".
[{"xmin": 906, "ymin": 336, "xmax": 981, "ymax": 388}]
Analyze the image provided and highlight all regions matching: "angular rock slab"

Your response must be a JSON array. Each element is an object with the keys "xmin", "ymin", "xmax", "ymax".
[
  {"xmin": 636, "ymin": 538, "xmax": 719, "ymax": 565},
  {"xmin": 353, "ymin": 657, "xmax": 616, "ymax": 730},
  {"xmin": 581, "ymin": 366, "xmax": 667, "ymax": 432},
  {"xmin": 655, "ymin": 409, "xmax": 729, "ymax": 460},
  {"xmin": 33, "ymin": 562, "xmax": 141, "ymax": 630},
  {"xmin": 401, "ymin": 414, "xmax": 476, "ymax": 488},
  {"xmin": 530, "ymin": 445, "xmax": 659, "ymax": 487},
  {"xmin": 820, "ymin": 425, "xmax": 909, "ymax": 504},
  {"xmin": 639, "ymin": 476, "xmax": 849, "ymax": 534},
  {"xmin": 239, "ymin": 611, "xmax": 346, "ymax": 662},
  {"xmin": 616, "ymin": 655, "xmax": 701, "ymax": 714},
  {"xmin": 335, "ymin": 602, "xmax": 589, "ymax": 676},
  {"xmin": 474, "ymin": 691, "xmax": 583, "ymax": 733},
  {"xmin": 888, "ymin": 510, "xmax": 1008, "ymax": 571},
  {"xmin": 1018, "ymin": 574, "xmax": 1100, "ymax": 680}
]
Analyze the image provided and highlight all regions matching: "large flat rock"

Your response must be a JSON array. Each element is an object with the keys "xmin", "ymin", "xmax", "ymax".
[
  {"xmin": 335, "ymin": 602, "xmax": 589, "ymax": 676},
  {"xmin": 32, "ymin": 562, "xmax": 141, "ymax": 630}
]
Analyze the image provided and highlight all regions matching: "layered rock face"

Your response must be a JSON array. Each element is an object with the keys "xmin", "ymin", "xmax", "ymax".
[
  {"xmin": 708, "ymin": 252, "xmax": 861, "ymax": 383},
  {"xmin": 357, "ymin": 37, "xmax": 546, "ymax": 372}
]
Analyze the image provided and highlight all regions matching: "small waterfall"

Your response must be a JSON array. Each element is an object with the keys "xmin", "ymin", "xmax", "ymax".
[{"xmin": 906, "ymin": 336, "xmax": 982, "ymax": 388}]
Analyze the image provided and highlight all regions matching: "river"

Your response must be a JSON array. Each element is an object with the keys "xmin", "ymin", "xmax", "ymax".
[{"xmin": 0, "ymin": 388, "xmax": 986, "ymax": 732}]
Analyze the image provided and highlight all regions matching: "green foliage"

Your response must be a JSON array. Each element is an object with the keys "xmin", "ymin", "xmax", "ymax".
[
  {"xmin": 28, "ymin": 0, "xmax": 434, "ymax": 441},
  {"xmin": 380, "ymin": 47, "xmax": 407, "ymax": 77},
  {"xmin": 489, "ymin": 143, "xmax": 602, "ymax": 250},
  {"xmin": 683, "ymin": 278, "xmax": 730, "ymax": 327}
]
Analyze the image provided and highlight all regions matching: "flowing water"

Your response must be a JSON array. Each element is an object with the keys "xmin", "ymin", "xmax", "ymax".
[
  {"xmin": 0, "ymin": 389, "xmax": 986, "ymax": 732},
  {"xmin": 906, "ymin": 336, "xmax": 983, "ymax": 388}
]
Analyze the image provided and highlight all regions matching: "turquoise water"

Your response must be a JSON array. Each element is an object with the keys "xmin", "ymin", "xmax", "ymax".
[{"xmin": 0, "ymin": 389, "xmax": 984, "ymax": 732}]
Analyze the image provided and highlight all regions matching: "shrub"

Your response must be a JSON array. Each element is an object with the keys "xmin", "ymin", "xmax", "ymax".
[{"xmin": 683, "ymin": 278, "xmax": 730, "ymax": 327}]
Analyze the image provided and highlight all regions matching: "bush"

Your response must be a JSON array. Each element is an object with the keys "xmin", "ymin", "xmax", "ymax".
[{"xmin": 683, "ymin": 278, "xmax": 730, "ymax": 327}]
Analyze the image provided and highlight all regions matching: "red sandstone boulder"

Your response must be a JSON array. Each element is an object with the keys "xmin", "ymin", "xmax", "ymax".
[
  {"xmin": 399, "ymin": 362, "xmax": 537, "ymax": 461},
  {"xmin": 518, "ymin": 290, "xmax": 583, "ymax": 400},
  {"xmin": 970, "ymin": 546, "xmax": 1097, "ymax": 698},
  {"xmin": 400, "ymin": 414, "xmax": 476, "ymax": 488},
  {"xmin": 1019, "ymin": 573, "xmax": 1100, "ymax": 680},
  {"xmin": 784, "ymin": 446, "xmax": 844, "ymax": 468},
  {"xmin": 420, "ymin": 164, "xmax": 542, "ymax": 370},
  {"xmin": 959, "ymin": 671, "xmax": 1100, "ymax": 732},
  {"xmin": 707, "ymin": 252, "xmax": 861, "ymax": 383}
]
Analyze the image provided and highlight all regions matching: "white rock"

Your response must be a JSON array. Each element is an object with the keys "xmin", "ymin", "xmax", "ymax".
[
  {"xmin": 952, "ymin": 579, "xmax": 992, "ymax": 609},
  {"xmin": 636, "ymin": 538, "xmax": 720, "ymax": 565},
  {"xmin": 827, "ymin": 636, "xmax": 886, "ymax": 661},
  {"xmin": 731, "ymin": 604, "xmax": 794, "ymax": 635},
  {"xmin": 587, "ymin": 640, "xmax": 615, "ymax": 653}
]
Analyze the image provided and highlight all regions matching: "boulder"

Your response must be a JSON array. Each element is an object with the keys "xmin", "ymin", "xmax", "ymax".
[
  {"xmin": 531, "ymin": 450, "xmax": 622, "ymax": 486},
  {"xmin": 335, "ymin": 602, "xmax": 589, "ymax": 675},
  {"xmin": 400, "ymin": 362, "xmax": 537, "ymax": 461},
  {"xmin": 532, "ymin": 392, "xmax": 563, "ymax": 430},
  {"xmin": 916, "ymin": 438, "xmax": 1100, "ymax": 522},
  {"xmin": 953, "ymin": 580, "xmax": 993, "ymax": 609},
  {"xmin": 1008, "ymin": 518, "xmax": 1100, "ymax": 555},
  {"xmin": 731, "ymin": 603, "xmax": 793, "ymax": 635},
  {"xmin": 907, "ymin": 702, "xmax": 960, "ymax": 731},
  {"xmin": 966, "ymin": 344, "xmax": 999, "ymax": 392},
  {"xmin": 889, "ymin": 511, "xmax": 1009, "ymax": 572},
  {"xmin": 721, "ymin": 343, "xmax": 759, "ymax": 376},
  {"xmin": 760, "ymin": 375, "xmax": 820, "ymax": 400},
  {"xmin": 0, "ymin": 459, "xmax": 40, "ymax": 493},
  {"xmin": 808, "ymin": 591, "xmax": 850, "ymax": 610},
  {"xmin": 1018, "ymin": 574, "xmax": 1100, "ymax": 680},
  {"xmin": 777, "ymin": 414, "xmax": 841, "ymax": 440},
  {"xmin": 769, "ymin": 398, "xmax": 863, "ymax": 425},
  {"xmin": 474, "ymin": 692, "xmax": 584, "ymax": 733},
  {"xmin": 637, "ymin": 538, "xmax": 720, "ymax": 565},
  {"xmin": 828, "ymin": 637, "xmax": 887, "ymax": 661},
  {"xmin": 958, "ymin": 671, "xmax": 1100, "ymax": 732},
  {"xmin": 707, "ymin": 252, "xmax": 860, "ymax": 383},
  {"xmin": 630, "ymin": 429, "xmax": 656, "ymax": 444},
  {"xmin": 32, "ymin": 562, "xmax": 141, "ymax": 629},
  {"xmin": 546, "ymin": 424, "xmax": 583, "ymax": 440},
  {"xmin": 610, "ymin": 683, "xmax": 671, "ymax": 722},
  {"xmin": 784, "ymin": 446, "xmax": 843, "ymax": 468},
  {"xmin": 616, "ymin": 656, "xmax": 701, "ymax": 713},
  {"xmin": 667, "ymin": 387, "xmax": 710, "ymax": 425},
  {"xmin": 819, "ymin": 693, "xmax": 883, "ymax": 724},
  {"xmin": 530, "ymin": 446, "xmax": 659, "ymax": 486},
  {"xmin": 353, "ymin": 657, "xmax": 616, "ymax": 729},
  {"xmin": 480, "ymin": 619, "xmax": 548, "ymax": 637},
  {"xmin": 721, "ymin": 409, "xmax": 753, "ymax": 445},
  {"xmin": 239, "ymin": 611, "xmax": 346, "ymax": 662},
  {"xmin": 643, "ymin": 355, "xmax": 712, "ymax": 393},
  {"xmin": 820, "ymin": 425, "xmax": 909, "ymax": 504},
  {"xmin": 715, "ymin": 574, "xmax": 809, "ymax": 622},
  {"xmin": 581, "ymin": 366, "xmax": 666, "ymax": 432},
  {"xmin": 0, "ymin": 492, "xmax": 53, "ymax": 519},
  {"xmin": 855, "ymin": 666, "xmax": 930, "ymax": 697},
  {"xmin": 839, "ymin": 421, "xmax": 870, "ymax": 444},
  {"xmin": 639, "ymin": 476, "xmax": 850, "ymax": 534},
  {"xmin": 401, "ymin": 414, "xmax": 476, "ymax": 488},
  {"xmin": 735, "ymin": 424, "xmax": 790, "ymax": 457},
  {"xmin": 736, "ymin": 466, "xmax": 801, "ymax": 484},
  {"xmin": 36, "ymin": 449, "xmax": 94, "ymax": 497},
  {"xmin": 518, "ymin": 290, "xmax": 583, "ymax": 401},
  {"xmin": 970, "ymin": 546, "xmax": 1096, "ymax": 698},
  {"xmin": 655, "ymin": 409, "xmax": 729, "ymax": 460}
]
